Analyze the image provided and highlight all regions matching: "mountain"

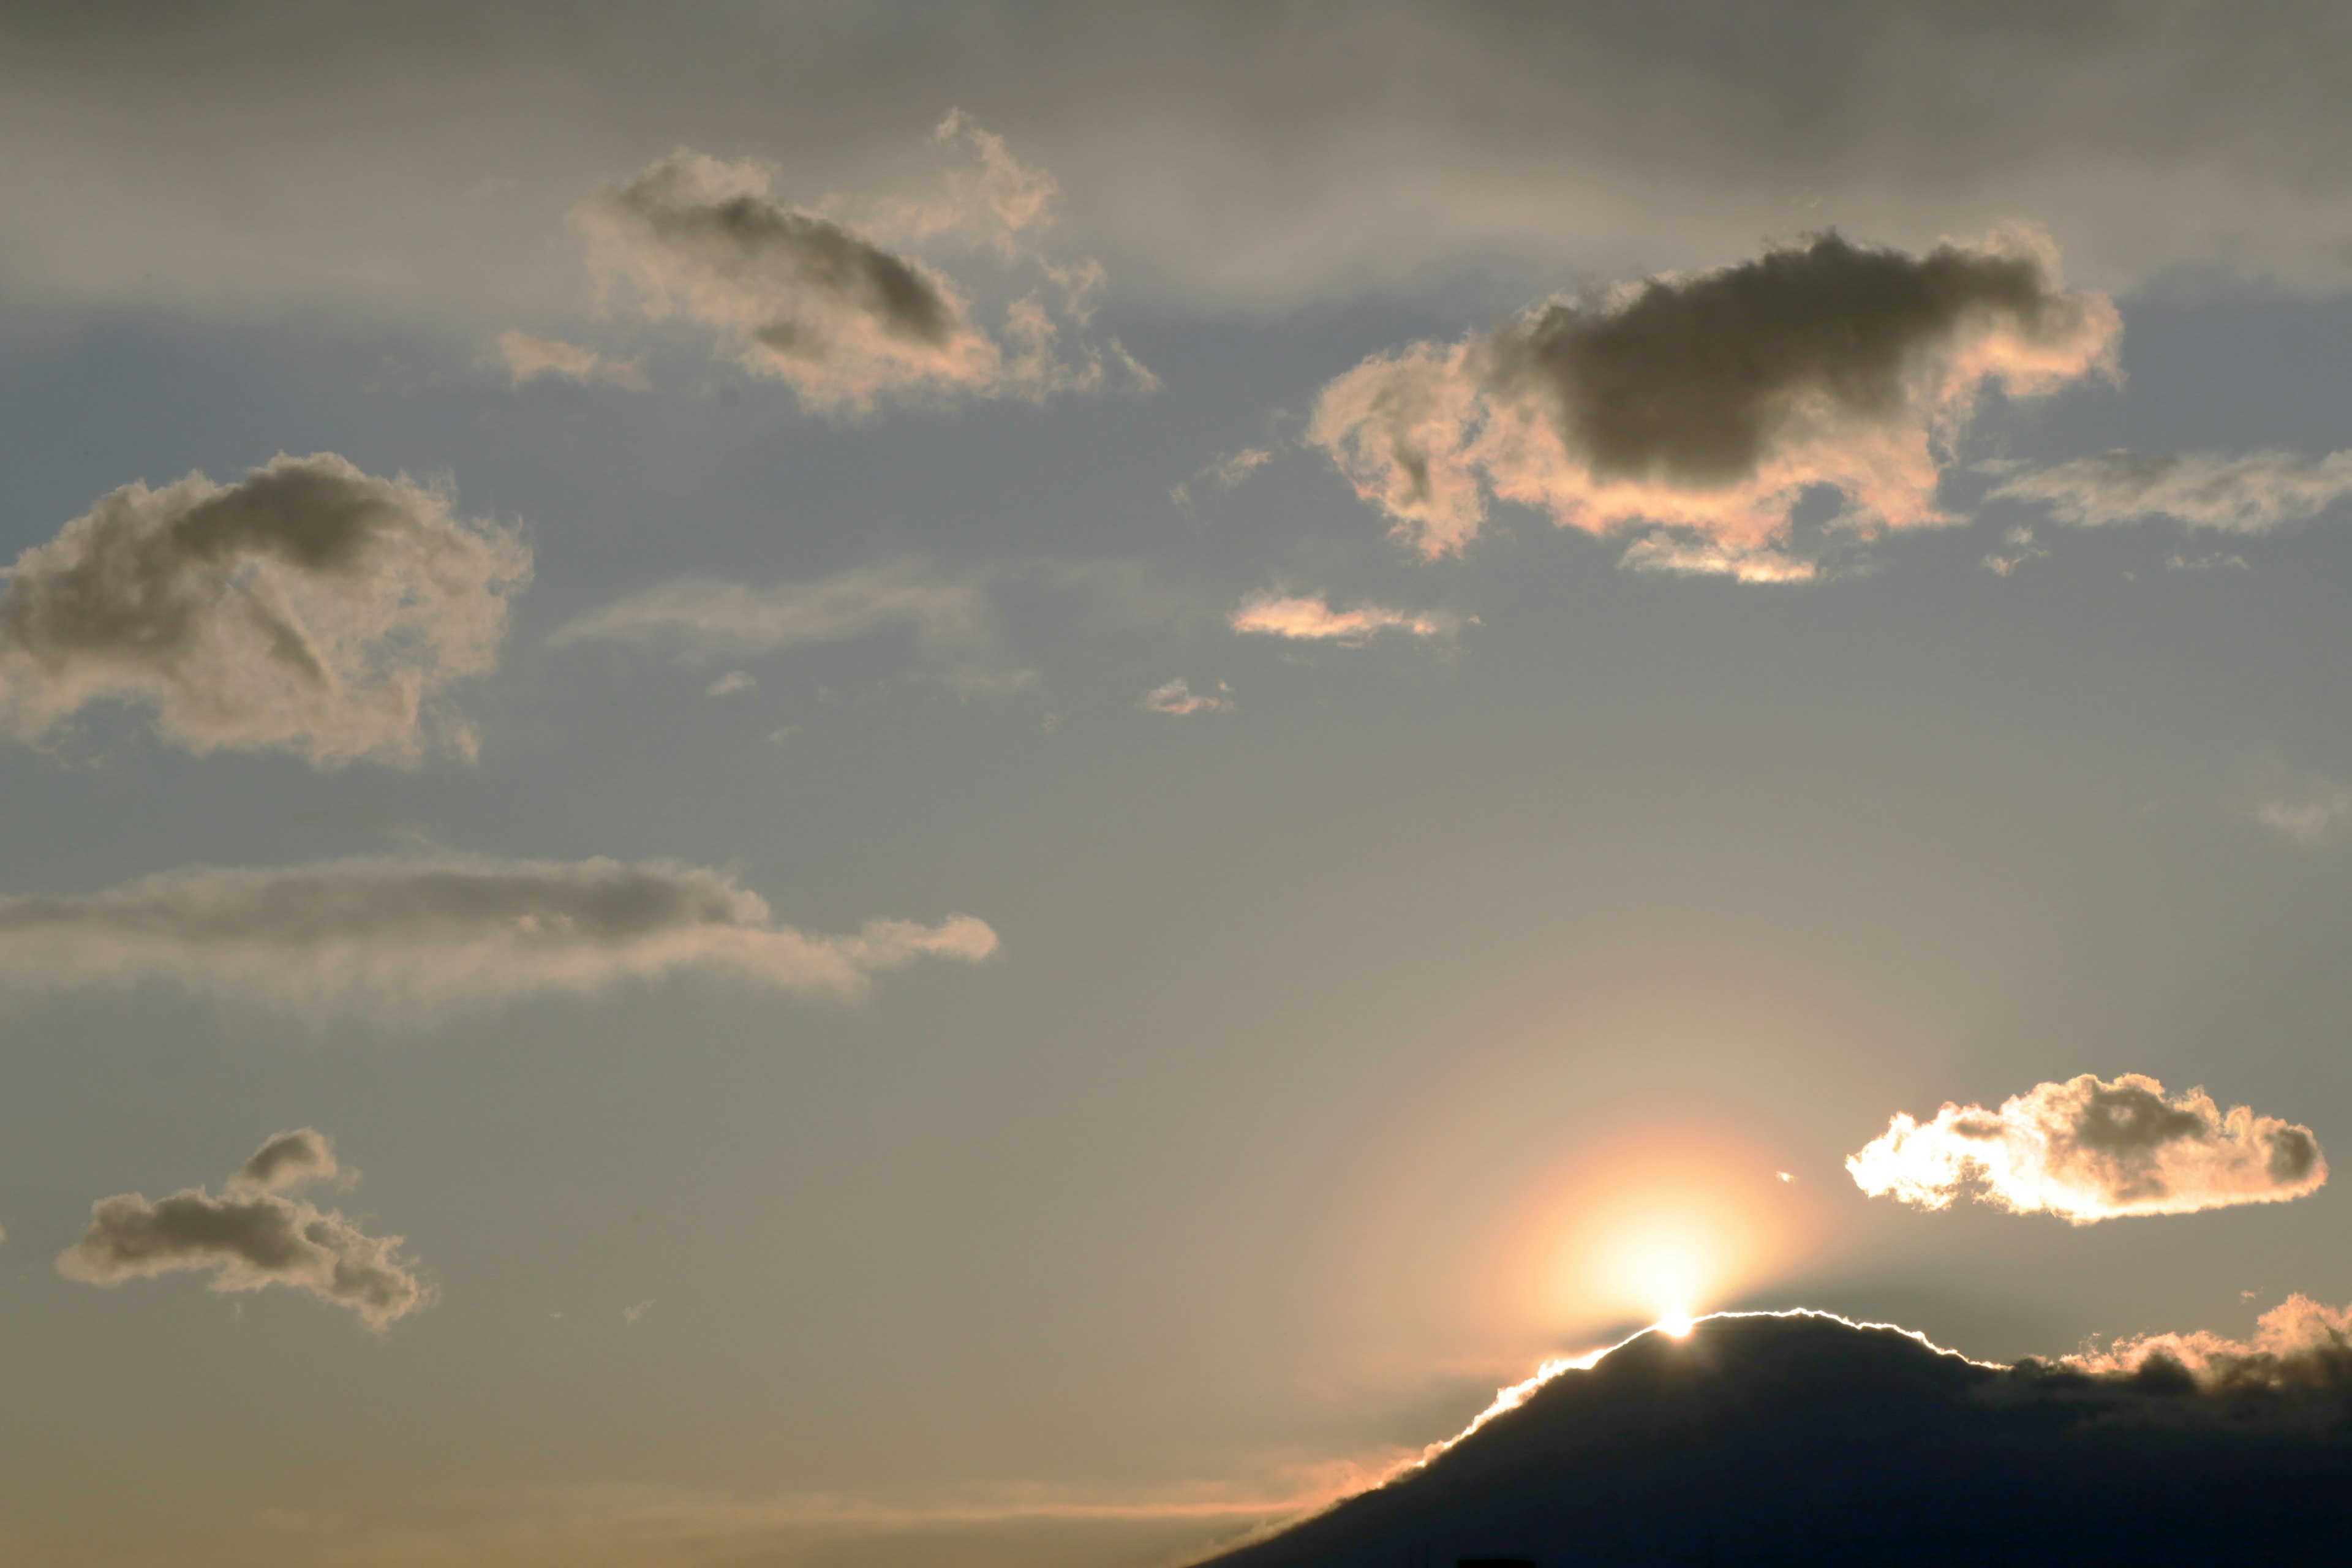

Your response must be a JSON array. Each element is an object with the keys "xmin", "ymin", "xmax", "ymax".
[{"xmin": 1194, "ymin": 1311, "xmax": 2352, "ymax": 1568}]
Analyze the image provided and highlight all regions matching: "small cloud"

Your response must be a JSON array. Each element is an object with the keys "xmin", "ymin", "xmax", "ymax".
[
  {"xmin": 2166, "ymin": 549, "xmax": 2248, "ymax": 571},
  {"xmin": 2241, "ymin": 761, "xmax": 2352, "ymax": 848},
  {"xmin": 623, "ymin": 1299, "xmax": 654, "ymax": 1326},
  {"xmin": 1776, "ymin": 1171, "xmax": 1795, "ymax": 1183},
  {"xmin": 552, "ymin": 564, "xmax": 981, "ymax": 657},
  {"xmin": 706, "ymin": 671, "xmax": 756, "ymax": 698},
  {"xmin": 1228, "ymin": 590, "xmax": 1450, "ymax": 646},
  {"xmin": 1139, "ymin": 677, "xmax": 1232, "ymax": 716},
  {"xmin": 1849, "ymin": 1072, "xmax": 2326, "ymax": 1224},
  {"xmin": 1996, "ymin": 448, "xmax": 2352, "ymax": 532},
  {"xmin": 943, "ymin": 666, "xmax": 1038, "ymax": 695},
  {"xmin": 0, "ymin": 454, "xmax": 530, "ymax": 767},
  {"xmin": 57, "ymin": 1131, "xmax": 428, "ymax": 1330},
  {"xmin": 491, "ymin": 330, "xmax": 646, "ymax": 389},
  {"xmin": 1311, "ymin": 228, "xmax": 2117, "ymax": 574},
  {"xmin": 1984, "ymin": 526, "xmax": 2048, "ymax": 576}
]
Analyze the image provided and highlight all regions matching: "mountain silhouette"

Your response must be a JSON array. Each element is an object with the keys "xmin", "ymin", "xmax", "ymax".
[{"xmin": 1195, "ymin": 1311, "xmax": 2352, "ymax": 1568}]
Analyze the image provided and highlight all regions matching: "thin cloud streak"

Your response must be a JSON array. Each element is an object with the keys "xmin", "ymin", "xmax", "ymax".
[
  {"xmin": 1311, "ymin": 229, "xmax": 2117, "ymax": 579},
  {"xmin": 1139, "ymin": 678, "xmax": 1231, "ymax": 715},
  {"xmin": 0, "ymin": 453, "xmax": 529, "ymax": 766},
  {"xmin": 552, "ymin": 564, "xmax": 983, "ymax": 657},
  {"xmin": 1996, "ymin": 448, "xmax": 2352, "ymax": 531},
  {"xmin": 1848, "ymin": 1072, "xmax": 2326, "ymax": 1223},
  {"xmin": 1229, "ymin": 592, "xmax": 1447, "ymax": 645},
  {"xmin": 0, "ymin": 856, "xmax": 998, "ymax": 1018},
  {"xmin": 492, "ymin": 330, "xmax": 646, "ymax": 388}
]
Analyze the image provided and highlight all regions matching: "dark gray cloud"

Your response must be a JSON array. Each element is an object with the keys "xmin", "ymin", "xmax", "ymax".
[
  {"xmin": 0, "ymin": 854, "xmax": 998, "ymax": 1018},
  {"xmin": 0, "ymin": 453, "xmax": 530, "ymax": 765},
  {"xmin": 58, "ymin": 1133, "xmax": 426, "ymax": 1330},
  {"xmin": 232, "ymin": 1128, "xmax": 341, "ymax": 1193},
  {"xmin": 1313, "ymin": 231, "xmax": 2117, "ymax": 576},
  {"xmin": 1849, "ymin": 1071, "xmax": 2327, "ymax": 1223},
  {"xmin": 1994, "ymin": 449, "xmax": 2352, "ymax": 531}
]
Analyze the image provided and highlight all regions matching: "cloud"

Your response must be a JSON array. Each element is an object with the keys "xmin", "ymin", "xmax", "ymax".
[
  {"xmin": 1310, "ymin": 230, "xmax": 2117, "ymax": 578},
  {"xmin": 2068, "ymin": 1292, "xmax": 2352, "ymax": 1382},
  {"xmin": 623, "ymin": 1299, "xmax": 654, "ymax": 1327},
  {"xmin": 232, "ymin": 1128, "xmax": 341, "ymax": 1193},
  {"xmin": 57, "ymin": 1131, "xmax": 426, "ymax": 1330},
  {"xmin": 1994, "ymin": 449, "xmax": 2352, "ymax": 531},
  {"xmin": 2241, "ymin": 762, "xmax": 2352, "ymax": 848},
  {"xmin": 0, "ymin": 453, "xmax": 530, "ymax": 766},
  {"xmin": 551, "ymin": 563, "xmax": 982, "ymax": 657},
  {"xmin": 706, "ymin": 670, "xmax": 756, "ymax": 698},
  {"xmin": 0, "ymin": 855, "xmax": 998, "ymax": 1017},
  {"xmin": 574, "ymin": 127, "xmax": 1148, "ymax": 414},
  {"xmin": 1139, "ymin": 678, "xmax": 1231, "ymax": 715},
  {"xmin": 1983, "ymin": 526, "xmax": 2048, "ymax": 576},
  {"xmin": 1229, "ymin": 592, "xmax": 1447, "ymax": 645},
  {"xmin": 492, "ymin": 329, "xmax": 646, "ymax": 388},
  {"xmin": 1847, "ymin": 1072, "xmax": 2326, "ymax": 1224}
]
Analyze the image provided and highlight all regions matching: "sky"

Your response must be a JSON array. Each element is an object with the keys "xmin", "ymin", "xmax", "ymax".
[{"xmin": 3, "ymin": 4, "xmax": 2352, "ymax": 1565}]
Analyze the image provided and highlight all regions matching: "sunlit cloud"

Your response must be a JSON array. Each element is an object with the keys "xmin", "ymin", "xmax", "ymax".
[
  {"xmin": 1849, "ymin": 1072, "xmax": 2326, "ymax": 1223},
  {"xmin": 0, "ymin": 855, "xmax": 998, "ymax": 1019},
  {"xmin": 491, "ymin": 330, "xmax": 646, "ymax": 389},
  {"xmin": 1996, "ymin": 448, "xmax": 2352, "ymax": 532},
  {"xmin": 2067, "ymin": 1292, "xmax": 2352, "ymax": 1381},
  {"xmin": 551, "ymin": 564, "xmax": 982, "ymax": 657},
  {"xmin": 1139, "ymin": 677, "xmax": 1231, "ymax": 715},
  {"xmin": 0, "ymin": 454, "xmax": 529, "ymax": 766},
  {"xmin": 58, "ymin": 1129, "xmax": 428, "ymax": 1330},
  {"xmin": 1228, "ymin": 591, "xmax": 1448, "ymax": 646},
  {"xmin": 1310, "ymin": 229, "xmax": 2117, "ymax": 578},
  {"xmin": 572, "ymin": 118, "xmax": 1150, "ymax": 414}
]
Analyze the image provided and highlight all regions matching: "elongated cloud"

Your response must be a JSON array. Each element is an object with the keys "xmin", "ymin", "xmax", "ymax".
[
  {"xmin": 1140, "ymin": 678, "xmax": 1231, "ymax": 715},
  {"xmin": 2068, "ymin": 1292, "xmax": 2352, "ymax": 1383},
  {"xmin": 576, "ymin": 127, "xmax": 1145, "ymax": 413},
  {"xmin": 1311, "ymin": 230, "xmax": 2117, "ymax": 579},
  {"xmin": 1996, "ymin": 448, "xmax": 2352, "ymax": 532},
  {"xmin": 58, "ymin": 1130, "xmax": 426, "ymax": 1330},
  {"xmin": 1848, "ymin": 1073, "xmax": 2325, "ymax": 1224},
  {"xmin": 551, "ymin": 564, "xmax": 981, "ymax": 656},
  {"xmin": 1229, "ymin": 592, "xmax": 1445, "ymax": 645},
  {"xmin": 492, "ymin": 330, "xmax": 645, "ymax": 388},
  {"xmin": 0, "ymin": 454, "xmax": 530, "ymax": 765},
  {"xmin": 0, "ymin": 856, "xmax": 997, "ymax": 1017},
  {"xmin": 2241, "ymin": 760, "xmax": 2352, "ymax": 848}
]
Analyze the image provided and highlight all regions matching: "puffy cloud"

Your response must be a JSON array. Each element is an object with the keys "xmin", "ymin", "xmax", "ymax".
[
  {"xmin": 2241, "ymin": 763, "xmax": 2352, "ymax": 848},
  {"xmin": 1994, "ymin": 448, "xmax": 2352, "ymax": 532},
  {"xmin": 1140, "ymin": 678, "xmax": 1231, "ymax": 715},
  {"xmin": 575, "ymin": 128, "xmax": 1148, "ymax": 414},
  {"xmin": 57, "ymin": 1131, "xmax": 426, "ymax": 1330},
  {"xmin": 706, "ymin": 670, "xmax": 756, "ymax": 698},
  {"xmin": 1311, "ymin": 230, "xmax": 2117, "ymax": 578},
  {"xmin": 492, "ymin": 329, "xmax": 646, "ymax": 388},
  {"xmin": 1229, "ymin": 592, "xmax": 1446, "ymax": 645},
  {"xmin": 1848, "ymin": 1072, "xmax": 2326, "ymax": 1224},
  {"xmin": 0, "ymin": 855, "xmax": 997, "ymax": 1017},
  {"xmin": 0, "ymin": 453, "xmax": 530, "ymax": 766},
  {"xmin": 232, "ymin": 1128, "xmax": 341, "ymax": 1193},
  {"xmin": 551, "ymin": 564, "xmax": 982, "ymax": 656},
  {"xmin": 2068, "ymin": 1292, "xmax": 2352, "ymax": 1384}
]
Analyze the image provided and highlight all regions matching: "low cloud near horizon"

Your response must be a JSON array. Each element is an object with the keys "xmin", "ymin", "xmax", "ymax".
[
  {"xmin": 58, "ymin": 1128, "xmax": 428, "ymax": 1330},
  {"xmin": 1847, "ymin": 1072, "xmax": 2326, "ymax": 1223},
  {"xmin": 0, "ymin": 855, "xmax": 997, "ymax": 1017},
  {"xmin": 1311, "ymin": 229, "xmax": 2118, "ymax": 580},
  {"xmin": 0, "ymin": 454, "xmax": 529, "ymax": 766}
]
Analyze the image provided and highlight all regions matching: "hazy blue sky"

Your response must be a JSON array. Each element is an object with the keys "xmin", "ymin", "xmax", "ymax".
[{"xmin": 4, "ymin": 6, "xmax": 2352, "ymax": 1565}]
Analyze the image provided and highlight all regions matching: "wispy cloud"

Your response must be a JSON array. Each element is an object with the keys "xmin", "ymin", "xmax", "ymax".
[
  {"xmin": 0, "ymin": 856, "xmax": 997, "ymax": 1018},
  {"xmin": 1848, "ymin": 1072, "xmax": 2326, "ymax": 1223},
  {"xmin": 1311, "ymin": 229, "xmax": 2117, "ymax": 579},
  {"xmin": 1139, "ymin": 677, "xmax": 1232, "ymax": 715},
  {"xmin": 1995, "ymin": 448, "xmax": 2352, "ymax": 532},
  {"xmin": 0, "ymin": 454, "xmax": 529, "ymax": 766},
  {"xmin": 1229, "ymin": 591, "xmax": 1448, "ymax": 645},
  {"xmin": 552, "ymin": 564, "xmax": 982, "ymax": 657},
  {"xmin": 58, "ymin": 1129, "xmax": 428, "ymax": 1330},
  {"xmin": 2240, "ymin": 761, "xmax": 2352, "ymax": 848},
  {"xmin": 492, "ymin": 330, "xmax": 646, "ymax": 389}
]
